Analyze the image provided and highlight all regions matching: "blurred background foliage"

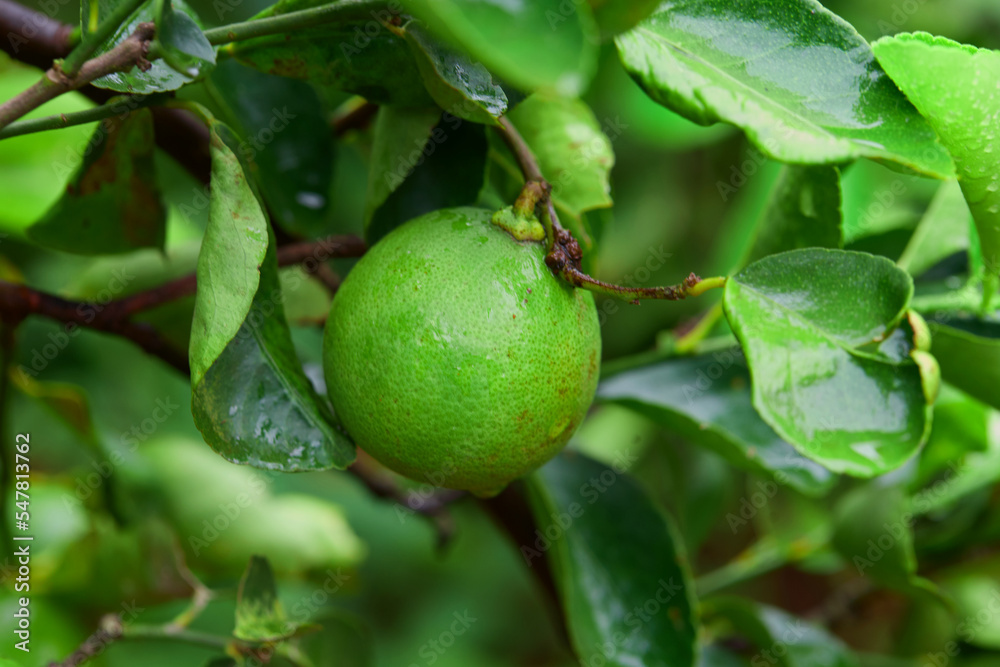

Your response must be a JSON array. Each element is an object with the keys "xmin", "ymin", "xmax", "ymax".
[{"xmin": 1, "ymin": 0, "xmax": 1000, "ymax": 665}]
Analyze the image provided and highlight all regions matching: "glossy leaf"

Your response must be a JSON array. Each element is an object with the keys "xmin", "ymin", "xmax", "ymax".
[
  {"xmin": 873, "ymin": 34, "xmax": 1000, "ymax": 281},
  {"xmin": 897, "ymin": 181, "xmax": 974, "ymax": 278},
  {"xmin": 364, "ymin": 106, "xmax": 441, "ymax": 228},
  {"xmin": 404, "ymin": 21, "xmax": 507, "ymax": 124},
  {"xmin": 226, "ymin": 1, "xmax": 431, "ymax": 105},
  {"xmin": 723, "ymin": 249, "xmax": 930, "ymax": 476},
  {"xmin": 615, "ymin": 0, "xmax": 954, "ymax": 177},
  {"xmin": 190, "ymin": 123, "xmax": 355, "ymax": 471},
  {"xmin": 588, "ymin": 0, "xmax": 661, "ymax": 40},
  {"xmin": 154, "ymin": 0, "xmax": 215, "ymax": 79},
  {"xmin": 366, "ymin": 114, "xmax": 487, "ymax": 243},
  {"xmin": 742, "ymin": 166, "xmax": 843, "ymax": 267},
  {"xmin": 401, "ymin": 0, "xmax": 599, "ymax": 96},
  {"xmin": 208, "ymin": 60, "xmax": 335, "ymax": 238},
  {"xmin": 927, "ymin": 315, "xmax": 1000, "ymax": 411},
  {"xmin": 83, "ymin": 0, "xmax": 207, "ymax": 93},
  {"xmin": 235, "ymin": 556, "xmax": 291, "ymax": 641},
  {"xmin": 28, "ymin": 110, "xmax": 166, "ymax": 254},
  {"xmin": 831, "ymin": 483, "xmax": 942, "ymax": 601},
  {"xmin": 704, "ymin": 598, "xmax": 859, "ymax": 667},
  {"xmin": 525, "ymin": 452, "xmax": 698, "ymax": 667},
  {"xmin": 189, "ymin": 123, "xmax": 269, "ymax": 386},
  {"xmin": 598, "ymin": 353, "xmax": 836, "ymax": 496}
]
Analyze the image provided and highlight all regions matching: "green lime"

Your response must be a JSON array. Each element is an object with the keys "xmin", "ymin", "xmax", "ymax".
[{"xmin": 323, "ymin": 207, "xmax": 601, "ymax": 496}]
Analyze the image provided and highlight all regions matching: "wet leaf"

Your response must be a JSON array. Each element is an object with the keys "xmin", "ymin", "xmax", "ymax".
[
  {"xmin": 598, "ymin": 352, "xmax": 836, "ymax": 496},
  {"xmin": 616, "ymin": 0, "xmax": 954, "ymax": 177},
  {"xmin": 401, "ymin": 0, "xmax": 599, "ymax": 96},
  {"xmin": 873, "ymin": 33, "xmax": 1000, "ymax": 282},
  {"xmin": 190, "ymin": 123, "xmax": 354, "ymax": 471},
  {"xmin": 525, "ymin": 452, "xmax": 698, "ymax": 667},
  {"xmin": 154, "ymin": 0, "xmax": 215, "ymax": 79},
  {"xmin": 403, "ymin": 21, "xmax": 507, "ymax": 124},
  {"xmin": 723, "ymin": 249, "xmax": 931, "ymax": 476},
  {"xmin": 84, "ymin": 0, "xmax": 210, "ymax": 93},
  {"xmin": 28, "ymin": 110, "xmax": 166, "ymax": 254}
]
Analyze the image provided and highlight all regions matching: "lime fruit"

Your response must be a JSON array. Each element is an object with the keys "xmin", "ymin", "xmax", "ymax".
[{"xmin": 323, "ymin": 207, "xmax": 601, "ymax": 496}]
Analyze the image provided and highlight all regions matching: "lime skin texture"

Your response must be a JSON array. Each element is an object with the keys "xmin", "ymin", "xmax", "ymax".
[{"xmin": 323, "ymin": 207, "xmax": 601, "ymax": 497}]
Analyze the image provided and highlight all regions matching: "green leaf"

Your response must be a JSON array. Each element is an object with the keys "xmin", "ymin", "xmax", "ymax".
[
  {"xmin": 742, "ymin": 166, "xmax": 843, "ymax": 267},
  {"xmin": 598, "ymin": 353, "xmax": 836, "ymax": 496},
  {"xmin": 403, "ymin": 21, "xmax": 507, "ymax": 125},
  {"xmin": 189, "ymin": 123, "xmax": 269, "ymax": 386},
  {"xmin": 914, "ymin": 385, "xmax": 989, "ymax": 489},
  {"xmin": 226, "ymin": 2, "xmax": 431, "ymax": 105},
  {"xmin": 831, "ymin": 483, "xmax": 943, "ymax": 601},
  {"xmin": 401, "ymin": 0, "xmax": 599, "ymax": 95},
  {"xmin": 723, "ymin": 249, "xmax": 930, "ymax": 476},
  {"xmin": 588, "ymin": 0, "xmax": 661, "ymax": 40},
  {"xmin": 83, "ymin": 0, "xmax": 208, "ymax": 93},
  {"xmin": 873, "ymin": 33, "xmax": 1000, "ymax": 281},
  {"xmin": 927, "ymin": 315, "xmax": 1000, "ymax": 411},
  {"xmin": 11, "ymin": 374, "xmax": 98, "ymax": 444},
  {"xmin": 897, "ymin": 181, "xmax": 975, "ymax": 277},
  {"xmin": 704, "ymin": 598, "xmax": 859, "ymax": 667},
  {"xmin": 190, "ymin": 123, "xmax": 355, "ymax": 471},
  {"xmin": 366, "ymin": 113, "xmax": 487, "ymax": 243},
  {"xmin": 510, "ymin": 94, "xmax": 614, "ymax": 218},
  {"xmin": 365, "ymin": 106, "xmax": 441, "ymax": 227},
  {"xmin": 235, "ymin": 556, "xmax": 291, "ymax": 641},
  {"xmin": 525, "ymin": 452, "xmax": 698, "ymax": 667},
  {"xmin": 615, "ymin": 0, "xmax": 954, "ymax": 177},
  {"xmin": 154, "ymin": 0, "xmax": 215, "ymax": 79},
  {"xmin": 27, "ymin": 110, "xmax": 166, "ymax": 254},
  {"xmin": 208, "ymin": 60, "xmax": 335, "ymax": 239}
]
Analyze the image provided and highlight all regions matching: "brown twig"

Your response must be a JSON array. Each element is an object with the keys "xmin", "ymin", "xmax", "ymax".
[
  {"xmin": 0, "ymin": 234, "xmax": 367, "ymax": 374},
  {"xmin": 494, "ymin": 116, "xmax": 726, "ymax": 302},
  {"xmin": 0, "ymin": 22, "xmax": 156, "ymax": 131},
  {"xmin": 331, "ymin": 100, "xmax": 378, "ymax": 136}
]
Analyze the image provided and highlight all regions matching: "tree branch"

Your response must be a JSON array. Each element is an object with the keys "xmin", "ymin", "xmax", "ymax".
[
  {"xmin": 0, "ymin": 234, "xmax": 366, "ymax": 374},
  {"xmin": 0, "ymin": 22, "xmax": 155, "ymax": 131}
]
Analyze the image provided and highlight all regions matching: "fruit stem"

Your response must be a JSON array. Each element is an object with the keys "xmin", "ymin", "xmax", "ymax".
[{"xmin": 496, "ymin": 115, "xmax": 728, "ymax": 302}]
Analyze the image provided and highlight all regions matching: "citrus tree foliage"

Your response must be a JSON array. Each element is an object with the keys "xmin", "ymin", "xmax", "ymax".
[{"xmin": 1, "ymin": 0, "xmax": 1000, "ymax": 665}]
